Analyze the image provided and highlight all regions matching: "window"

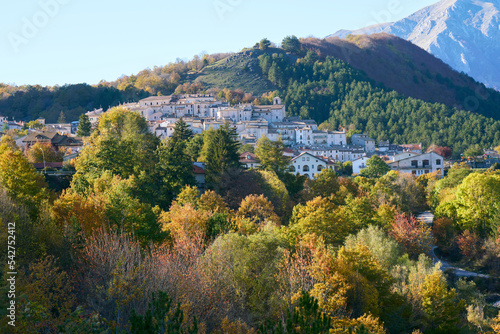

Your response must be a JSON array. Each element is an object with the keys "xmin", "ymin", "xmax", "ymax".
[
  {"xmin": 317, "ymin": 165, "xmax": 323, "ymax": 171},
  {"xmin": 302, "ymin": 157, "xmax": 305, "ymax": 161},
  {"xmin": 412, "ymin": 170, "xmax": 417, "ymax": 175},
  {"xmin": 423, "ymin": 160, "xmax": 430, "ymax": 167},
  {"xmin": 436, "ymin": 159, "xmax": 441, "ymax": 165},
  {"xmin": 303, "ymin": 165, "xmax": 310, "ymax": 172},
  {"xmin": 411, "ymin": 160, "xmax": 418, "ymax": 168},
  {"xmin": 425, "ymin": 170, "xmax": 429, "ymax": 174},
  {"xmin": 306, "ymin": 157, "xmax": 310, "ymax": 161},
  {"xmin": 290, "ymin": 166, "xmax": 296, "ymax": 172}
]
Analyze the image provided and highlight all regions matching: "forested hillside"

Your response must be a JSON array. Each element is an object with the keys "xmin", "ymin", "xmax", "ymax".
[{"xmin": 2, "ymin": 111, "xmax": 500, "ymax": 333}]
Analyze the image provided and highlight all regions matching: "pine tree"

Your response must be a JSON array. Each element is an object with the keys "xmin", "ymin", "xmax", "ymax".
[
  {"xmin": 156, "ymin": 120, "xmax": 196, "ymax": 208},
  {"xmin": 58, "ymin": 111, "xmax": 66, "ymax": 124},
  {"xmin": 205, "ymin": 122, "xmax": 240, "ymax": 189},
  {"xmin": 77, "ymin": 113, "xmax": 92, "ymax": 137}
]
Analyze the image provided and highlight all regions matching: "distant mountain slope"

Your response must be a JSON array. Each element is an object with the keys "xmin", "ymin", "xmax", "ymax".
[
  {"xmin": 329, "ymin": 0, "xmax": 500, "ymax": 90},
  {"xmin": 300, "ymin": 34, "xmax": 500, "ymax": 119}
]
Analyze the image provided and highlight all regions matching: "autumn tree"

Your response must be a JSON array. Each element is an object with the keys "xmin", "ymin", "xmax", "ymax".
[
  {"xmin": 390, "ymin": 213, "xmax": 433, "ymax": 259},
  {"xmin": 58, "ymin": 111, "xmax": 66, "ymax": 124},
  {"xmin": 26, "ymin": 142, "xmax": 64, "ymax": 163},
  {"xmin": 235, "ymin": 194, "xmax": 279, "ymax": 233},
  {"xmin": 0, "ymin": 148, "xmax": 49, "ymax": 216}
]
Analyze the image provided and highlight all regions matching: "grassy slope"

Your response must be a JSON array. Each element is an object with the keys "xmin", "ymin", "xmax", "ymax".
[{"xmin": 194, "ymin": 49, "xmax": 278, "ymax": 95}]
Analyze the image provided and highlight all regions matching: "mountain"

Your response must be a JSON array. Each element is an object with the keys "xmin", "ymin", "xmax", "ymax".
[
  {"xmin": 299, "ymin": 34, "xmax": 500, "ymax": 119},
  {"xmin": 329, "ymin": 0, "xmax": 500, "ymax": 90}
]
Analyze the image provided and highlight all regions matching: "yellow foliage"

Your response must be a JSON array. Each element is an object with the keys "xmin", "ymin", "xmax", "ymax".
[
  {"xmin": 330, "ymin": 314, "xmax": 387, "ymax": 334},
  {"xmin": 198, "ymin": 190, "xmax": 228, "ymax": 214},
  {"xmin": 161, "ymin": 202, "xmax": 211, "ymax": 243}
]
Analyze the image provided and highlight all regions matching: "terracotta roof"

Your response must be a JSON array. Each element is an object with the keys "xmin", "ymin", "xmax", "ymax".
[{"xmin": 193, "ymin": 165, "xmax": 205, "ymax": 174}]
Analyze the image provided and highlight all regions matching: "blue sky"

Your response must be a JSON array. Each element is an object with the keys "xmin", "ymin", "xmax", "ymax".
[{"xmin": 0, "ymin": 0, "xmax": 438, "ymax": 86}]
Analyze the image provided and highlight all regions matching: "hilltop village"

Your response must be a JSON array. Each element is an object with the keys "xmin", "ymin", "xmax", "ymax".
[{"xmin": 1, "ymin": 93, "xmax": 449, "ymax": 179}]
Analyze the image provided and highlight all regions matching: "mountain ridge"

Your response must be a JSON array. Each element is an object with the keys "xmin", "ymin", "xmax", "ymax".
[{"xmin": 329, "ymin": 0, "xmax": 500, "ymax": 90}]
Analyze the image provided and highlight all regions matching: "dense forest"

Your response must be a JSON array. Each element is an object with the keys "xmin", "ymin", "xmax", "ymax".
[{"xmin": 2, "ymin": 108, "xmax": 500, "ymax": 333}]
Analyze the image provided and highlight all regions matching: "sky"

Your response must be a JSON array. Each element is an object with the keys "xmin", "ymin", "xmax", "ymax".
[{"xmin": 0, "ymin": 0, "xmax": 438, "ymax": 86}]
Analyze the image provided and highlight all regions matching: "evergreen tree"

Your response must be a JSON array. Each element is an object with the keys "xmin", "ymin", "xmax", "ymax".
[
  {"xmin": 171, "ymin": 117, "xmax": 193, "ymax": 142},
  {"xmin": 58, "ymin": 111, "xmax": 66, "ymax": 124},
  {"xmin": 156, "ymin": 120, "xmax": 196, "ymax": 208},
  {"xmin": 205, "ymin": 122, "xmax": 240, "ymax": 189},
  {"xmin": 77, "ymin": 113, "xmax": 92, "ymax": 137}
]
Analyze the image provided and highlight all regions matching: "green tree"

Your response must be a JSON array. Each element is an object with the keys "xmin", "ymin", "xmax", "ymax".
[
  {"xmin": 156, "ymin": 119, "xmax": 196, "ymax": 208},
  {"xmin": 205, "ymin": 122, "xmax": 240, "ymax": 188},
  {"xmin": 255, "ymin": 135, "xmax": 290, "ymax": 176},
  {"xmin": 454, "ymin": 173, "xmax": 500, "ymax": 236},
  {"xmin": 281, "ymin": 35, "xmax": 301, "ymax": 54},
  {"xmin": 77, "ymin": 113, "xmax": 92, "ymax": 137},
  {"xmin": 259, "ymin": 38, "xmax": 271, "ymax": 50},
  {"xmin": 360, "ymin": 156, "xmax": 390, "ymax": 178},
  {"xmin": 186, "ymin": 133, "xmax": 204, "ymax": 162},
  {"xmin": 26, "ymin": 120, "xmax": 44, "ymax": 130},
  {"xmin": 58, "ymin": 111, "xmax": 66, "ymax": 124},
  {"xmin": 463, "ymin": 144, "xmax": 483, "ymax": 159}
]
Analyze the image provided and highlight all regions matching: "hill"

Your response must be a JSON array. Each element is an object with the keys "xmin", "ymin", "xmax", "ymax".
[
  {"xmin": 329, "ymin": 0, "xmax": 500, "ymax": 90},
  {"xmin": 300, "ymin": 34, "xmax": 500, "ymax": 119},
  {"xmin": 193, "ymin": 49, "xmax": 279, "ymax": 95}
]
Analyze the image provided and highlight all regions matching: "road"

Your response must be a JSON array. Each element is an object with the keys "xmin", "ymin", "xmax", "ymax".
[{"xmin": 417, "ymin": 212, "xmax": 490, "ymax": 278}]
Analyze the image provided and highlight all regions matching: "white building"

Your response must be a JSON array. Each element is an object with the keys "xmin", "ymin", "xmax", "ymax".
[
  {"xmin": 290, "ymin": 152, "xmax": 335, "ymax": 179},
  {"xmin": 352, "ymin": 156, "xmax": 370, "ymax": 175},
  {"xmin": 388, "ymin": 152, "xmax": 445, "ymax": 177}
]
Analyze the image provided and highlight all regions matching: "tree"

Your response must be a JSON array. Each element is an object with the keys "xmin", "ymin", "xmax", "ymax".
[
  {"xmin": 310, "ymin": 168, "xmax": 339, "ymax": 198},
  {"xmin": 71, "ymin": 107, "xmax": 160, "ymax": 203},
  {"xmin": 186, "ymin": 133, "xmax": 204, "ymax": 162},
  {"xmin": 58, "ymin": 111, "xmax": 66, "ymax": 124},
  {"xmin": 259, "ymin": 38, "xmax": 271, "ymax": 50},
  {"xmin": 360, "ymin": 156, "xmax": 390, "ymax": 178},
  {"xmin": 204, "ymin": 122, "xmax": 240, "ymax": 188},
  {"xmin": 281, "ymin": 35, "xmax": 301, "ymax": 54},
  {"xmin": 454, "ymin": 173, "xmax": 500, "ymax": 236},
  {"xmin": 390, "ymin": 213, "xmax": 434, "ymax": 259},
  {"xmin": 26, "ymin": 142, "xmax": 64, "ymax": 163},
  {"xmin": 254, "ymin": 135, "xmax": 290, "ymax": 176},
  {"xmin": 235, "ymin": 194, "xmax": 279, "ymax": 232},
  {"xmin": 156, "ymin": 120, "xmax": 196, "ymax": 208},
  {"xmin": 26, "ymin": 120, "xmax": 44, "ymax": 130},
  {"xmin": 0, "ymin": 148, "xmax": 49, "ymax": 216},
  {"xmin": 463, "ymin": 144, "xmax": 483, "ymax": 159},
  {"xmin": 420, "ymin": 271, "xmax": 466, "ymax": 333},
  {"xmin": 77, "ymin": 113, "xmax": 92, "ymax": 136}
]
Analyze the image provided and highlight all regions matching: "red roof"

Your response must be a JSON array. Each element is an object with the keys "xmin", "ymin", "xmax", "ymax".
[{"xmin": 193, "ymin": 165, "xmax": 205, "ymax": 174}]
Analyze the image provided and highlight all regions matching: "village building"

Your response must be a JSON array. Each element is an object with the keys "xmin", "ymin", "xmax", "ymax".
[{"xmin": 388, "ymin": 151, "xmax": 444, "ymax": 177}]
